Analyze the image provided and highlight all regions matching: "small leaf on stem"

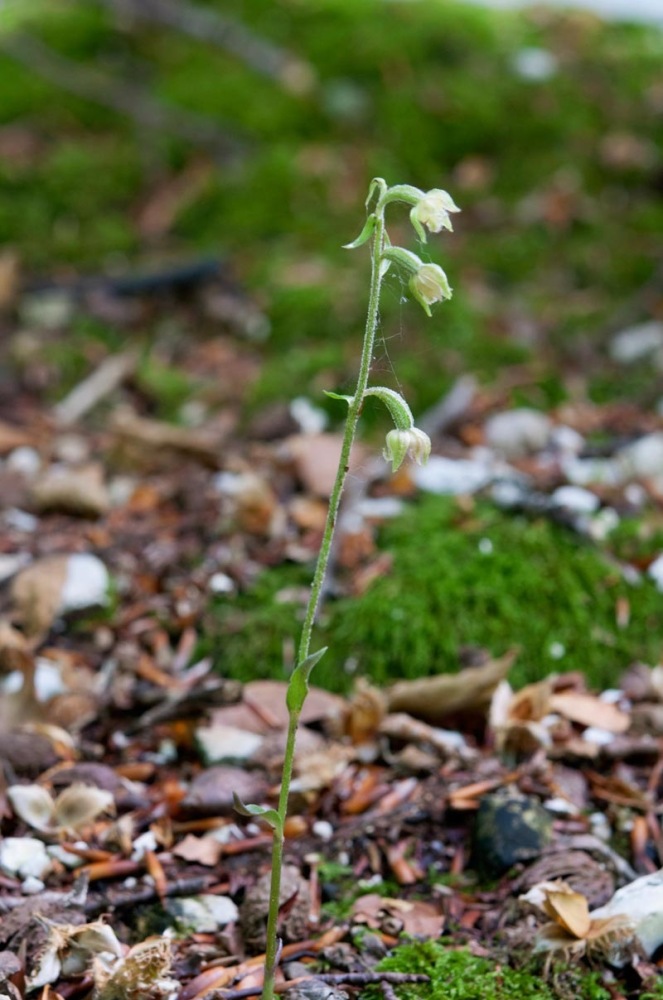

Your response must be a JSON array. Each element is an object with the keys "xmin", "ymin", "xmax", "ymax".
[
  {"xmin": 233, "ymin": 793, "xmax": 282, "ymax": 832},
  {"xmin": 286, "ymin": 647, "xmax": 328, "ymax": 715}
]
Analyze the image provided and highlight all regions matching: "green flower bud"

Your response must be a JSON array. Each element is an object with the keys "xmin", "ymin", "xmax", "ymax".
[
  {"xmin": 383, "ymin": 426, "xmax": 431, "ymax": 472},
  {"xmin": 409, "ymin": 263, "xmax": 452, "ymax": 316}
]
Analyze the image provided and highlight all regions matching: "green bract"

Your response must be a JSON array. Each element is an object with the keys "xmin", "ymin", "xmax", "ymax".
[{"xmin": 364, "ymin": 386, "xmax": 415, "ymax": 431}]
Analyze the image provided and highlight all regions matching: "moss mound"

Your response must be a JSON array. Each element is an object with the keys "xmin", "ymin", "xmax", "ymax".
[
  {"xmin": 374, "ymin": 941, "xmax": 610, "ymax": 1000},
  {"xmin": 212, "ymin": 495, "xmax": 663, "ymax": 691}
]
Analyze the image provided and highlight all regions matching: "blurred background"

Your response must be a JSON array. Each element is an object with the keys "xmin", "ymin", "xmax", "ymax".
[{"xmin": 0, "ymin": 0, "xmax": 661, "ymax": 417}]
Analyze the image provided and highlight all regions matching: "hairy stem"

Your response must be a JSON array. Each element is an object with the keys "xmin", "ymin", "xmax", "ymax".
[{"xmin": 261, "ymin": 211, "xmax": 386, "ymax": 1000}]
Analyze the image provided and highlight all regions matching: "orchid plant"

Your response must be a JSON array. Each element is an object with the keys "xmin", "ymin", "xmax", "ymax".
[{"xmin": 235, "ymin": 179, "xmax": 459, "ymax": 1000}]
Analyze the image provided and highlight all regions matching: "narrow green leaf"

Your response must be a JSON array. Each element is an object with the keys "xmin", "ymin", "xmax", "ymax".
[
  {"xmin": 343, "ymin": 213, "xmax": 376, "ymax": 250},
  {"xmin": 233, "ymin": 793, "xmax": 282, "ymax": 831},
  {"xmin": 324, "ymin": 390, "xmax": 354, "ymax": 407},
  {"xmin": 286, "ymin": 647, "xmax": 328, "ymax": 715}
]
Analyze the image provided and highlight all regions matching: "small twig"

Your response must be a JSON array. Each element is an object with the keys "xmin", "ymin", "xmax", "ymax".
[
  {"xmin": 214, "ymin": 973, "xmax": 430, "ymax": 1000},
  {"xmin": 84, "ymin": 872, "xmax": 215, "ymax": 915},
  {"xmin": 88, "ymin": 0, "xmax": 316, "ymax": 95},
  {"xmin": 54, "ymin": 348, "xmax": 138, "ymax": 426},
  {"xmin": 0, "ymin": 33, "xmax": 245, "ymax": 161}
]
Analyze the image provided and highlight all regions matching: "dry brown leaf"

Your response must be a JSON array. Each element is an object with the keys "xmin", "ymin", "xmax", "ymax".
[
  {"xmin": 172, "ymin": 834, "xmax": 223, "ymax": 866},
  {"xmin": 351, "ymin": 893, "xmax": 444, "ymax": 938},
  {"xmin": 387, "ymin": 650, "xmax": 517, "ymax": 726},
  {"xmin": 10, "ymin": 556, "xmax": 69, "ymax": 637},
  {"xmin": 110, "ymin": 406, "xmax": 227, "ymax": 468},
  {"xmin": 0, "ymin": 620, "xmax": 33, "ymax": 673},
  {"xmin": 284, "ymin": 433, "xmax": 366, "ymax": 497},
  {"xmin": 549, "ymin": 691, "xmax": 630, "ymax": 733},
  {"xmin": 243, "ymin": 679, "xmax": 346, "ymax": 729},
  {"xmin": 31, "ymin": 463, "xmax": 109, "ymax": 518},
  {"xmin": 346, "ymin": 678, "xmax": 387, "ymax": 744},
  {"xmin": 541, "ymin": 883, "xmax": 592, "ymax": 939},
  {"xmin": 52, "ymin": 783, "xmax": 115, "ymax": 832}
]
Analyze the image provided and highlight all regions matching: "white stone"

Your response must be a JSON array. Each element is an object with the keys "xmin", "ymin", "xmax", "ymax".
[
  {"xmin": 196, "ymin": 724, "xmax": 263, "ymax": 765},
  {"xmin": 414, "ymin": 455, "xmax": 492, "ymax": 495},
  {"xmin": 21, "ymin": 876, "xmax": 45, "ymax": 894},
  {"xmin": 290, "ymin": 396, "xmax": 328, "ymax": 434},
  {"xmin": 551, "ymin": 485, "xmax": 600, "ymax": 514},
  {"xmin": 550, "ymin": 425, "xmax": 585, "ymax": 455},
  {"xmin": 60, "ymin": 554, "xmax": 109, "ymax": 612},
  {"xmin": 165, "ymin": 895, "xmax": 239, "ymax": 932},
  {"xmin": 511, "ymin": 47, "xmax": 558, "ymax": 80},
  {"xmin": 485, "ymin": 408, "xmax": 552, "ymax": 458},
  {"xmin": 209, "ymin": 572, "xmax": 235, "ymax": 595},
  {"xmin": 312, "ymin": 820, "xmax": 334, "ymax": 841},
  {"xmin": 582, "ymin": 727, "xmax": 616, "ymax": 746},
  {"xmin": 0, "ymin": 837, "xmax": 52, "ymax": 879},
  {"xmin": 0, "ymin": 553, "xmax": 29, "ymax": 583},
  {"xmin": 6, "ymin": 447, "xmax": 41, "ymax": 477},
  {"xmin": 590, "ymin": 869, "xmax": 663, "ymax": 963},
  {"xmin": 610, "ymin": 321, "xmax": 663, "ymax": 364},
  {"xmin": 562, "ymin": 455, "xmax": 624, "ymax": 487},
  {"xmin": 586, "ymin": 507, "xmax": 619, "ymax": 541},
  {"xmin": 4, "ymin": 508, "xmax": 38, "ymax": 531},
  {"xmin": 619, "ymin": 433, "xmax": 663, "ymax": 479},
  {"xmin": 131, "ymin": 831, "xmax": 159, "ymax": 862},
  {"xmin": 647, "ymin": 553, "xmax": 663, "ymax": 592}
]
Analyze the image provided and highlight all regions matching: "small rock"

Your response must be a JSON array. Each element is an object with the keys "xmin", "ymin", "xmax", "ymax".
[
  {"xmin": 20, "ymin": 290, "xmax": 73, "ymax": 329},
  {"xmin": 0, "ymin": 838, "xmax": 52, "ymax": 880},
  {"xmin": 208, "ymin": 572, "xmax": 235, "ymax": 595},
  {"xmin": 60, "ymin": 554, "xmax": 110, "ymax": 613},
  {"xmin": 610, "ymin": 320, "xmax": 663, "ymax": 364},
  {"xmin": 647, "ymin": 553, "xmax": 663, "ymax": 592},
  {"xmin": 619, "ymin": 433, "xmax": 663, "ymax": 479},
  {"xmin": 551, "ymin": 485, "xmax": 600, "ymax": 514},
  {"xmin": 6, "ymin": 447, "xmax": 41, "ymax": 478},
  {"xmin": 511, "ymin": 47, "xmax": 558, "ymax": 81},
  {"xmin": 562, "ymin": 454, "xmax": 624, "ymax": 487},
  {"xmin": 290, "ymin": 397, "xmax": 328, "ymax": 434},
  {"xmin": 485, "ymin": 409, "xmax": 552, "ymax": 458},
  {"xmin": 414, "ymin": 455, "xmax": 492, "ymax": 495},
  {"xmin": 472, "ymin": 788, "xmax": 553, "ymax": 876},
  {"xmin": 31, "ymin": 463, "xmax": 109, "ymax": 518},
  {"xmin": 590, "ymin": 869, "xmax": 663, "ymax": 964},
  {"xmin": 196, "ymin": 724, "xmax": 263, "ymax": 766},
  {"xmin": 165, "ymin": 894, "xmax": 238, "ymax": 933}
]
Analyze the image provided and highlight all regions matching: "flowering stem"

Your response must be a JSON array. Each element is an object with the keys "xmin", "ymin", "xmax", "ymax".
[{"xmin": 260, "ymin": 209, "xmax": 386, "ymax": 1000}]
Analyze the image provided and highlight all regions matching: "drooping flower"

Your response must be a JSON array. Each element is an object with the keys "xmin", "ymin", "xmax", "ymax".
[
  {"xmin": 383, "ymin": 426, "xmax": 431, "ymax": 473},
  {"xmin": 411, "ymin": 189, "xmax": 460, "ymax": 238},
  {"xmin": 408, "ymin": 263, "xmax": 452, "ymax": 316}
]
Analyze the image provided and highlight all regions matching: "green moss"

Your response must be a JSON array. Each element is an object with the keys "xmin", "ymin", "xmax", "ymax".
[
  {"xmin": 134, "ymin": 354, "xmax": 195, "ymax": 420},
  {"xmin": 211, "ymin": 495, "xmax": 663, "ymax": 692},
  {"xmin": 372, "ymin": 941, "xmax": 611, "ymax": 1000}
]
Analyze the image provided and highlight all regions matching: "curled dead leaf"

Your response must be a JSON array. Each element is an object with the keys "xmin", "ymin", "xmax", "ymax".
[{"xmin": 52, "ymin": 784, "xmax": 115, "ymax": 832}]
